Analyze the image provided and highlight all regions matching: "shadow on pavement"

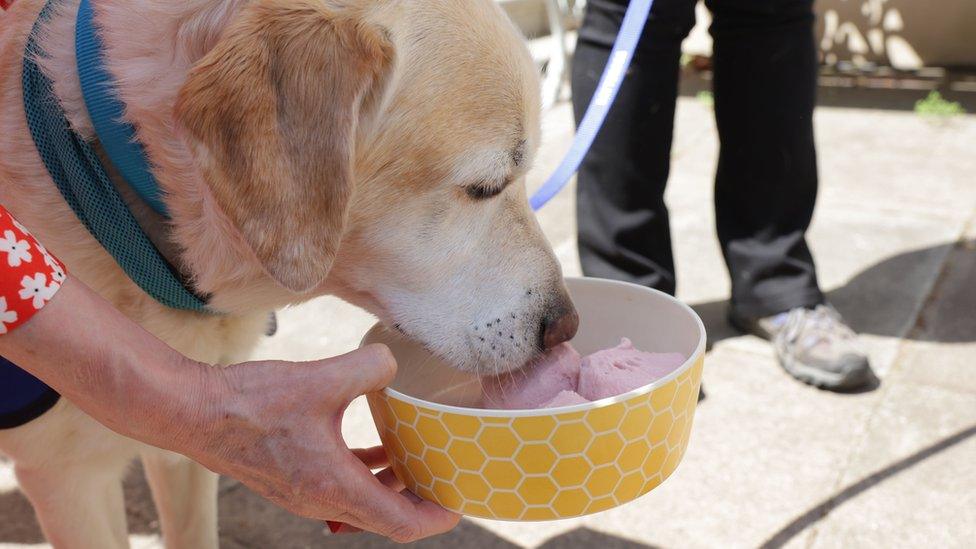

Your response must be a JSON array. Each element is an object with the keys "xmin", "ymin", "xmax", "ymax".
[
  {"xmin": 758, "ymin": 424, "xmax": 976, "ymax": 549},
  {"xmin": 5, "ymin": 421, "xmax": 971, "ymax": 549},
  {"xmin": 691, "ymin": 240, "xmax": 976, "ymax": 348},
  {"xmin": 0, "ymin": 480, "xmax": 42, "ymax": 545},
  {"xmin": 538, "ymin": 528, "xmax": 659, "ymax": 548},
  {"xmin": 0, "ymin": 460, "xmax": 659, "ymax": 548}
]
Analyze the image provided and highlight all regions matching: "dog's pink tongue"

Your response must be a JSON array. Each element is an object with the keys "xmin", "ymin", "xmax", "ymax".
[
  {"xmin": 577, "ymin": 338, "xmax": 686, "ymax": 401},
  {"xmin": 480, "ymin": 343, "xmax": 581, "ymax": 410}
]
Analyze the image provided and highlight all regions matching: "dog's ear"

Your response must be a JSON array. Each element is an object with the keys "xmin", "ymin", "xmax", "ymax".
[{"xmin": 176, "ymin": 0, "xmax": 393, "ymax": 293}]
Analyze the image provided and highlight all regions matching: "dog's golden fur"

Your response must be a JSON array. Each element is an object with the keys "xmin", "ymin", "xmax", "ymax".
[
  {"xmin": 0, "ymin": 1, "xmax": 572, "ymax": 546},
  {"xmin": 177, "ymin": 0, "xmax": 395, "ymax": 293}
]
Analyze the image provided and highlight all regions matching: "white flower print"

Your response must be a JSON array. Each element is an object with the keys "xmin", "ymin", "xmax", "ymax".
[
  {"xmin": 49, "ymin": 262, "xmax": 66, "ymax": 283},
  {"xmin": 0, "ymin": 229, "xmax": 33, "ymax": 267},
  {"xmin": 35, "ymin": 241, "xmax": 66, "ymax": 283},
  {"xmin": 19, "ymin": 273, "xmax": 60, "ymax": 310},
  {"xmin": 0, "ymin": 297, "xmax": 17, "ymax": 335}
]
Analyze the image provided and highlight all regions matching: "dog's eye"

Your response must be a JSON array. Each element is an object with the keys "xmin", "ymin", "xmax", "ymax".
[{"xmin": 465, "ymin": 180, "xmax": 508, "ymax": 200}]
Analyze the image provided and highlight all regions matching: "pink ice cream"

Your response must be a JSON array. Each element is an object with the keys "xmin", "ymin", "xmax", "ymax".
[
  {"xmin": 480, "ymin": 338, "xmax": 685, "ymax": 410},
  {"xmin": 480, "ymin": 343, "xmax": 582, "ymax": 410},
  {"xmin": 576, "ymin": 338, "xmax": 686, "ymax": 401},
  {"xmin": 542, "ymin": 390, "xmax": 591, "ymax": 408}
]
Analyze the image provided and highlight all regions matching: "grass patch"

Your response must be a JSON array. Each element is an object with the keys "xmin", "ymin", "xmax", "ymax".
[
  {"xmin": 915, "ymin": 91, "xmax": 966, "ymax": 117},
  {"xmin": 697, "ymin": 90, "xmax": 714, "ymax": 108}
]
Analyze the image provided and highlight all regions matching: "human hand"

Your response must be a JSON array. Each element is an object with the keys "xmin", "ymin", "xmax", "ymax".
[
  {"xmin": 182, "ymin": 344, "xmax": 460, "ymax": 542},
  {"xmin": 0, "ymin": 272, "xmax": 456, "ymax": 541}
]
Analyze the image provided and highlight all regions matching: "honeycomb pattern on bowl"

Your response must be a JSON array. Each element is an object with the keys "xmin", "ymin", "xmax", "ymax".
[{"xmin": 367, "ymin": 356, "xmax": 704, "ymax": 521}]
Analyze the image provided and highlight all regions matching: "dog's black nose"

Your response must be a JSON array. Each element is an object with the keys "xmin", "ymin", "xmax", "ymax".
[{"xmin": 539, "ymin": 291, "xmax": 579, "ymax": 350}]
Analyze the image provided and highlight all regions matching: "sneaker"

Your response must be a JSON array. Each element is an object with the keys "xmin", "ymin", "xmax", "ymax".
[{"xmin": 730, "ymin": 305, "xmax": 875, "ymax": 391}]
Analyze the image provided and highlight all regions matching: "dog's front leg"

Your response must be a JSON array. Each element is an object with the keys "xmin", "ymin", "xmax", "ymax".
[
  {"xmin": 2, "ymin": 402, "xmax": 137, "ymax": 549},
  {"xmin": 15, "ymin": 461, "xmax": 130, "ymax": 549},
  {"xmin": 141, "ymin": 451, "xmax": 219, "ymax": 549}
]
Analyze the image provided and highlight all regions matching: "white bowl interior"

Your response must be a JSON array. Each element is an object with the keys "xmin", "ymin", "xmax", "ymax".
[{"xmin": 361, "ymin": 277, "xmax": 705, "ymax": 408}]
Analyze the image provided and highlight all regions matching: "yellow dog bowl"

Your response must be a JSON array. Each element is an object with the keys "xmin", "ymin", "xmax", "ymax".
[{"xmin": 362, "ymin": 277, "xmax": 705, "ymax": 521}]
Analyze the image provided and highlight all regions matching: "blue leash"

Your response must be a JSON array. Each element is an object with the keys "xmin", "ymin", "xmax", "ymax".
[
  {"xmin": 75, "ymin": 0, "xmax": 169, "ymax": 216},
  {"xmin": 529, "ymin": 0, "xmax": 653, "ymax": 211}
]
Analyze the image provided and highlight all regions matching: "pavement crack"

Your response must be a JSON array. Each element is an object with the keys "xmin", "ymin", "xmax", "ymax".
[{"xmin": 801, "ymin": 206, "xmax": 976, "ymax": 549}]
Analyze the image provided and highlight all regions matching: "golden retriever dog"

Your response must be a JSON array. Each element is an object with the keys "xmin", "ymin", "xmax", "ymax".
[{"xmin": 0, "ymin": 0, "xmax": 579, "ymax": 547}]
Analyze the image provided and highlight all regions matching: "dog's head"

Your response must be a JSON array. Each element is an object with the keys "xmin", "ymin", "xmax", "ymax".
[{"xmin": 175, "ymin": 0, "xmax": 576, "ymax": 375}]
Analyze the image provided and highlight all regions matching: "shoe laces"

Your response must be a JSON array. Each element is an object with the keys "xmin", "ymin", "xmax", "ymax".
[{"xmin": 782, "ymin": 305, "xmax": 855, "ymax": 351}]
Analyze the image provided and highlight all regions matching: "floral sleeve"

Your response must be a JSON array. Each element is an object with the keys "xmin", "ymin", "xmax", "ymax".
[{"xmin": 0, "ymin": 205, "xmax": 67, "ymax": 334}]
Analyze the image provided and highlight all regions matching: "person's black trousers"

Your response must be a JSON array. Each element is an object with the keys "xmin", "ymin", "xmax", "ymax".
[{"xmin": 572, "ymin": 0, "xmax": 825, "ymax": 318}]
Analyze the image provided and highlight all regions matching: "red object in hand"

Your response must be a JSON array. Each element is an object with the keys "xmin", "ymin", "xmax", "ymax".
[
  {"xmin": 0, "ymin": 0, "xmax": 14, "ymax": 11},
  {"xmin": 0, "ymin": 205, "xmax": 67, "ymax": 335}
]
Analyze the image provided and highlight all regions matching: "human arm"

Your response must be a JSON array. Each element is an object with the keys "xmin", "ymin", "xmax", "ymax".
[{"xmin": 0, "ymin": 208, "xmax": 458, "ymax": 541}]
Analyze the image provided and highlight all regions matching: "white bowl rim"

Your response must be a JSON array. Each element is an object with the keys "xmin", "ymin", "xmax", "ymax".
[{"xmin": 362, "ymin": 276, "xmax": 707, "ymax": 418}]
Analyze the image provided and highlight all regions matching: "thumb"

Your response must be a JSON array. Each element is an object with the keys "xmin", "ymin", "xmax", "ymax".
[{"xmin": 327, "ymin": 344, "xmax": 398, "ymax": 398}]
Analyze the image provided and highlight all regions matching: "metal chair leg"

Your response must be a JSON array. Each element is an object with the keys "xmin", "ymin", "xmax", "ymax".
[{"xmin": 542, "ymin": 0, "xmax": 572, "ymax": 108}]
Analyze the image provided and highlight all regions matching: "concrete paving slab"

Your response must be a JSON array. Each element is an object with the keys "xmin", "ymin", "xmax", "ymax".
[
  {"xmin": 2, "ymin": 96, "xmax": 974, "ymax": 549},
  {"xmin": 806, "ymin": 382, "xmax": 976, "ymax": 549},
  {"xmin": 814, "ymin": 110, "xmax": 976, "ymax": 223},
  {"xmin": 896, "ymin": 340, "xmax": 976, "ymax": 395},
  {"xmin": 638, "ymin": 102, "xmax": 976, "ymax": 233}
]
